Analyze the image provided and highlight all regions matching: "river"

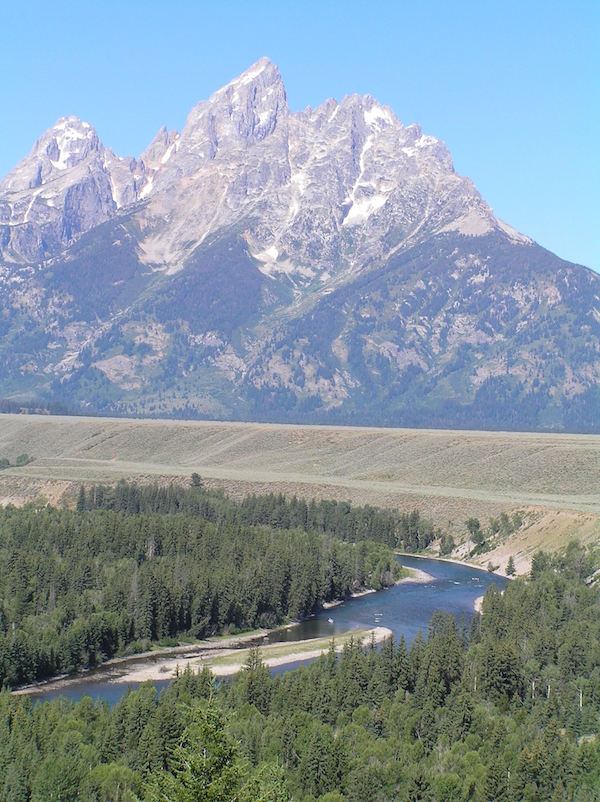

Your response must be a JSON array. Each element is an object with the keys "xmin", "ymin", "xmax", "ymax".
[{"xmin": 23, "ymin": 555, "xmax": 507, "ymax": 705}]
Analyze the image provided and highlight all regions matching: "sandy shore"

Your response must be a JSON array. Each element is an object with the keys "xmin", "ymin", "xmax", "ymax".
[
  {"xmin": 14, "ymin": 609, "xmax": 396, "ymax": 695},
  {"xmin": 101, "ymin": 626, "xmax": 394, "ymax": 682},
  {"xmin": 473, "ymin": 595, "xmax": 484, "ymax": 613},
  {"xmin": 397, "ymin": 567, "xmax": 434, "ymax": 584},
  {"xmin": 207, "ymin": 626, "xmax": 393, "ymax": 677},
  {"xmin": 350, "ymin": 588, "xmax": 376, "ymax": 598},
  {"xmin": 13, "ymin": 630, "xmax": 273, "ymax": 695}
]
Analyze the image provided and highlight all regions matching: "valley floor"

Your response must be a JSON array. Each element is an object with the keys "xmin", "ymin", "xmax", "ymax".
[{"xmin": 1, "ymin": 413, "xmax": 599, "ymax": 574}]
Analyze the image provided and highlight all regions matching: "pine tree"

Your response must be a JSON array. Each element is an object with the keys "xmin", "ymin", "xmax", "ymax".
[
  {"xmin": 301, "ymin": 725, "xmax": 337, "ymax": 798},
  {"xmin": 76, "ymin": 485, "xmax": 86, "ymax": 513},
  {"xmin": 405, "ymin": 769, "xmax": 435, "ymax": 802},
  {"xmin": 145, "ymin": 704, "xmax": 289, "ymax": 802},
  {"xmin": 144, "ymin": 705, "xmax": 241, "ymax": 802},
  {"xmin": 506, "ymin": 556, "xmax": 516, "ymax": 576},
  {"xmin": 242, "ymin": 647, "xmax": 272, "ymax": 715}
]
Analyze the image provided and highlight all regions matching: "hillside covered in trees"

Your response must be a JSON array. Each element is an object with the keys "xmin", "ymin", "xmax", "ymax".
[
  {"xmin": 0, "ymin": 542, "xmax": 599, "ymax": 800},
  {"xmin": 0, "ymin": 481, "xmax": 437, "ymax": 688}
]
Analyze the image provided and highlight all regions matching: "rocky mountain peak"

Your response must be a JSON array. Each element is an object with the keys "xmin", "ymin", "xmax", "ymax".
[
  {"xmin": 0, "ymin": 57, "xmax": 530, "ymax": 271},
  {"xmin": 139, "ymin": 126, "xmax": 179, "ymax": 173},
  {"xmin": 0, "ymin": 116, "xmax": 100, "ymax": 194},
  {"xmin": 0, "ymin": 116, "xmax": 146, "ymax": 262},
  {"xmin": 0, "ymin": 59, "xmax": 598, "ymax": 432},
  {"xmin": 182, "ymin": 57, "xmax": 289, "ymax": 150},
  {"xmin": 39, "ymin": 116, "xmax": 100, "ymax": 166}
]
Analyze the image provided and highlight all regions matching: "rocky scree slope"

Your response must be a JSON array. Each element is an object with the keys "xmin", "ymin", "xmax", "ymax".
[{"xmin": 0, "ymin": 58, "xmax": 599, "ymax": 430}]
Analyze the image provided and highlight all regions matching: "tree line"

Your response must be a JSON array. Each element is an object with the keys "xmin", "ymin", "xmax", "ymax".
[{"xmin": 76, "ymin": 479, "xmax": 439, "ymax": 551}]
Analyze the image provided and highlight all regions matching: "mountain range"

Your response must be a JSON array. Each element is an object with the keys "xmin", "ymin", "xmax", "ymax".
[{"xmin": 1, "ymin": 57, "xmax": 599, "ymax": 430}]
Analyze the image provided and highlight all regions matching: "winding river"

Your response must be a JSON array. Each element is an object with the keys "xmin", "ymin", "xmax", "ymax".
[{"xmin": 24, "ymin": 555, "xmax": 508, "ymax": 705}]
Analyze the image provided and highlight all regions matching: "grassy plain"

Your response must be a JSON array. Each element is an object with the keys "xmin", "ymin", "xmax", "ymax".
[{"xmin": 0, "ymin": 414, "xmax": 598, "ymax": 572}]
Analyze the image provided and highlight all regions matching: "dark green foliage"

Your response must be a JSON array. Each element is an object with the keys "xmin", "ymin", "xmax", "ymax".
[
  {"xmin": 0, "ymin": 454, "xmax": 34, "ymax": 471},
  {"xmin": 0, "ymin": 475, "xmax": 598, "ymax": 799},
  {"xmin": 466, "ymin": 517, "xmax": 484, "ymax": 546},
  {"xmin": 439, "ymin": 532, "xmax": 455, "ymax": 555},
  {"xmin": 143, "ymin": 704, "xmax": 277, "ymax": 802},
  {"xmin": 81, "ymin": 480, "xmax": 435, "ymax": 552},
  {"xmin": 531, "ymin": 549, "xmax": 552, "ymax": 578},
  {"xmin": 76, "ymin": 484, "xmax": 86, "ymax": 512},
  {"xmin": 1, "ymin": 543, "xmax": 599, "ymax": 800},
  {"xmin": 0, "ymin": 482, "xmax": 408, "ymax": 687},
  {"xmin": 467, "ymin": 513, "xmax": 524, "ymax": 557}
]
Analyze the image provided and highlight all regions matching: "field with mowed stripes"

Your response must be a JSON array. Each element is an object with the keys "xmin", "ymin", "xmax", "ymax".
[{"xmin": 1, "ymin": 414, "xmax": 599, "ymax": 572}]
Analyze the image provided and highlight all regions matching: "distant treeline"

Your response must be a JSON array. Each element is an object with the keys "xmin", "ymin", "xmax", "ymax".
[
  {"xmin": 78, "ymin": 480, "xmax": 439, "ymax": 552},
  {"xmin": 0, "ymin": 398, "xmax": 73, "ymax": 416},
  {"xmin": 1, "ymin": 542, "xmax": 599, "ymax": 800},
  {"xmin": 0, "ymin": 481, "xmax": 428, "ymax": 688}
]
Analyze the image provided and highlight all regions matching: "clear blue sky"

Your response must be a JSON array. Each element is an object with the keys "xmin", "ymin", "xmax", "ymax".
[{"xmin": 1, "ymin": 0, "xmax": 598, "ymax": 271}]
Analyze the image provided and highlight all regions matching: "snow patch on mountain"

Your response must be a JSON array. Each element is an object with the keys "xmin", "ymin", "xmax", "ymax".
[{"xmin": 1, "ymin": 57, "xmax": 532, "ymax": 270}]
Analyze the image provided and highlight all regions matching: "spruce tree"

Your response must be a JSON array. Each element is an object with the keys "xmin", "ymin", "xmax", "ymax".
[{"xmin": 76, "ymin": 484, "xmax": 86, "ymax": 513}]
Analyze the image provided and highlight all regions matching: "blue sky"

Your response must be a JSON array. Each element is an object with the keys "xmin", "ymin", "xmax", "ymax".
[{"xmin": 1, "ymin": 0, "xmax": 598, "ymax": 271}]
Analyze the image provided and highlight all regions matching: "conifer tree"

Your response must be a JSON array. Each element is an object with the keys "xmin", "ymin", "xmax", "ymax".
[{"xmin": 76, "ymin": 484, "xmax": 86, "ymax": 513}]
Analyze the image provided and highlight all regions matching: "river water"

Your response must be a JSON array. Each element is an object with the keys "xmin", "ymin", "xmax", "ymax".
[{"xmin": 24, "ymin": 555, "xmax": 507, "ymax": 705}]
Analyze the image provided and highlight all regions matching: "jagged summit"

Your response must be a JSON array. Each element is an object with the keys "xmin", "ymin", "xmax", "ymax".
[
  {"xmin": 0, "ymin": 116, "xmax": 100, "ymax": 194},
  {"xmin": 0, "ymin": 113, "xmax": 147, "ymax": 262},
  {"xmin": 130, "ymin": 58, "xmax": 528, "ymax": 272},
  {"xmin": 0, "ymin": 57, "xmax": 528, "ymax": 267},
  {"xmin": 1, "ymin": 59, "xmax": 596, "ymax": 432},
  {"xmin": 212, "ymin": 56, "xmax": 285, "ymax": 101}
]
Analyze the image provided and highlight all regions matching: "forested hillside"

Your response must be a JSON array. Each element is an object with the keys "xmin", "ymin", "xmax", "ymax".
[
  {"xmin": 0, "ymin": 481, "xmax": 435, "ymax": 687},
  {"xmin": 1, "ymin": 543, "xmax": 599, "ymax": 800}
]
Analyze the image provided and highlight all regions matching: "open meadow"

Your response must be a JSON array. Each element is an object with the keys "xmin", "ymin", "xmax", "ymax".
[{"xmin": 0, "ymin": 413, "xmax": 599, "ymax": 571}]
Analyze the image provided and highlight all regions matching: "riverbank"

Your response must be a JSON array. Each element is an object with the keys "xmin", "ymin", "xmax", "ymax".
[
  {"xmin": 200, "ymin": 627, "xmax": 393, "ymax": 677},
  {"xmin": 398, "ymin": 551, "xmax": 510, "ymax": 580},
  {"xmin": 12, "ymin": 628, "xmax": 276, "ymax": 696},
  {"xmin": 13, "ymin": 590, "xmax": 390, "ymax": 695},
  {"xmin": 397, "ymin": 566, "xmax": 434, "ymax": 584},
  {"xmin": 15, "ymin": 554, "xmax": 504, "ymax": 700},
  {"xmin": 323, "ymin": 589, "xmax": 375, "ymax": 609},
  {"xmin": 17, "ymin": 627, "xmax": 394, "ymax": 690}
]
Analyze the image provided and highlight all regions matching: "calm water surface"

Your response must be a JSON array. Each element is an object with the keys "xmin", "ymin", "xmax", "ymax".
[
  {"xmin": 265, "ymin": 555, "xmax": 507, "ymax": 645},
  {"xmin": 26, "ymin": 556, "xmax": 507, "ymax": 705}
]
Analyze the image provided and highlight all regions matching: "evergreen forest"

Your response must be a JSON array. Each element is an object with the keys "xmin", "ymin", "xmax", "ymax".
[
  {"xmin": 0, "ymin": 542, "xmax": 599, "ymax": 800},
  {"xmin": 0, "ymin": 481, "xmax": 434, "ymax": 688},
  {"xmin": 0, "ymin": 481, "xmax": 599, "ymax": 799}
]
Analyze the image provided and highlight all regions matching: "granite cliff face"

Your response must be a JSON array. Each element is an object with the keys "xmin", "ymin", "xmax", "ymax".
[
  {"xmin": 0, "ymin": 116, "xmax": 148, "ymax": 263},
  {"xmin": 0, "ymin": 59, "xmax": 599, "ymax": 431},
  {"xmin": 1, "ymin": 58, "xmax": 525, "ymax": 273}
]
